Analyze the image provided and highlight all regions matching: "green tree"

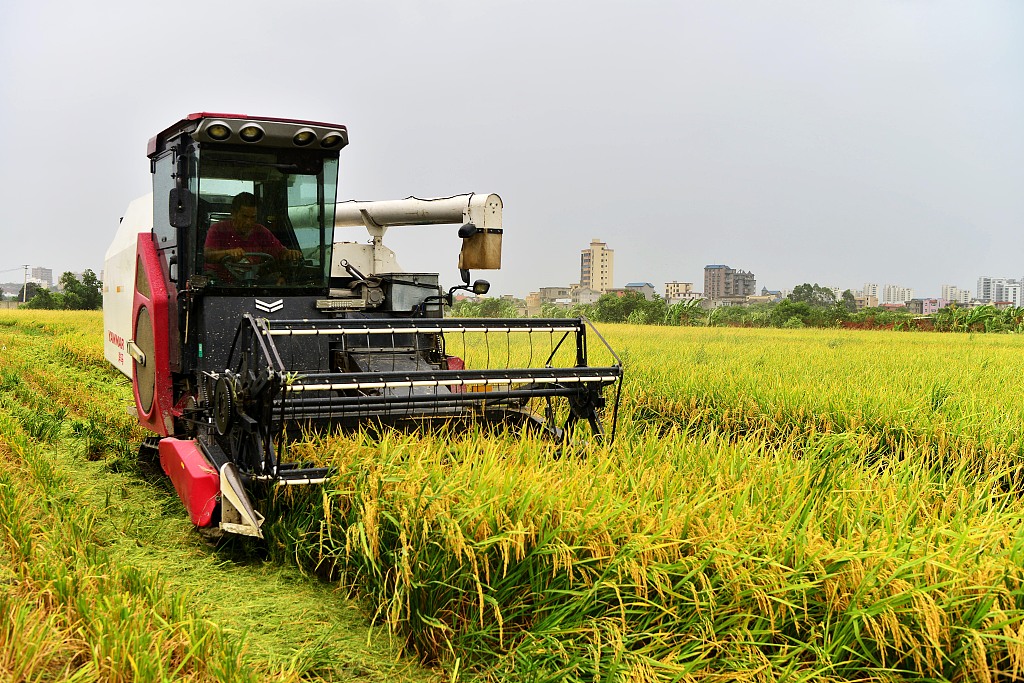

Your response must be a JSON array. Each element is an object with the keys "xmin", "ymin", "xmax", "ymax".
[
  {"xmin": 450, "ymin": 297, "xmax": 519, "ymax": 318},
  {"xmin": 590, "ymin": 291, "xmax": 669, "ymax": 325},
  {"xmin": 591, "ymin": 293, "xmax": 637, "ymax": 323},
  {"xmin": 770, "ymin": 300, "xmax": 813, "ymax": 327},
  {"xmin": 58, "ymin": 270, "xmax": 103, "ymax": 310},
  {"xmin": 666, "ymin": 299, "xmax": 704, "ymax": 326},
  {"xmin": 841, "ymin": 289, "xmax": 857, "ymax": 313},
  {"xmin": 538, "ymin": 302, "xmax": 570, "ymax": 318},
  {"xmin": 24, "ymin": 288, "xmax": 61, "ymax": 309},
  {"xmin": 706, "ymin": 305, "xmax": 749, "ymax": 327},
  {"xmin": 788, "ymin": 283, "xmax": 837, "ymax": 308},
  {"xmin": 17, "ymin": 281, "xmax": 41, "ymax": 302}
]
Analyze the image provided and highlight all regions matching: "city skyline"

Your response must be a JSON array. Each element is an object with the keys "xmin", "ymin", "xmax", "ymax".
[{"xmin": 3, "ymin": 252, "xmax": 1017, "ymax": 306}]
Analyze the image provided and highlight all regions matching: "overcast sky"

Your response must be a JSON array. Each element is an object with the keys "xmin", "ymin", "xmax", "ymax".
[{"xmin": 1, "ymin": 1, "xmax": 1021, "ymax": 298}]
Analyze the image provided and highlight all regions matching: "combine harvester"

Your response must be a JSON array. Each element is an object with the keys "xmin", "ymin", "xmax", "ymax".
[{"xmin": 104, "ymin": 113, "xmax": 622, "ymax": 538}]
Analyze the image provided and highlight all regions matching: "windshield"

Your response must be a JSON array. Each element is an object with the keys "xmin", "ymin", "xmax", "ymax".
[{"xmin": 197, "ymin": 147, "xmax": 338, "ymax": 291}]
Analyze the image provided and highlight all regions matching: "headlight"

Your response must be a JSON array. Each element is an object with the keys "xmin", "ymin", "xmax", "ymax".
[
  {"xmin": 238, "ymin": 124, "xmax": 265, "ymax": 142},
  {"xmin": 293, "ymin": 128, "xmax": 316, "ymax": 146},
  {"xmin": 320, "ymin": 132, "xmax": 345, "ymax": 148},
  {"xmin": 206, "ymin": 122, "xmax": 232, "ymax": 140}
]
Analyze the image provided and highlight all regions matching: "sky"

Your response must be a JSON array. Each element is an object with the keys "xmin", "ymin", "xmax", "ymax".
[{"xmin": 1, "ymin": 0, "xmax": 1022, "ymax": 299}]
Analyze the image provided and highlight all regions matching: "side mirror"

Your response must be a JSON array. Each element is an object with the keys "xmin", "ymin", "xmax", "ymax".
[
  {"xmin": 472, "ymin": 279, "xmax": 490, "ymax": 295},
  {"xmin": 169, "ymin": 188, "xmax": 193, "ymax": 228}
]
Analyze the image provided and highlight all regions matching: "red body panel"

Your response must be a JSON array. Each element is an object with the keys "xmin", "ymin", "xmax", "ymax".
[
  {"xmin": 159, "ymin": 438, "xmax": 219, "ymax": 528},
  {"xmin": 133, "ymin": 234, "xmax": 175, "ymax": 436},
  {"xmin": 446, "ymin": 356, "xmax": 465, "ymax": 393},
  {"xmin": 186, "ymin": 111, "xmax": 347, "ymax": 128}
]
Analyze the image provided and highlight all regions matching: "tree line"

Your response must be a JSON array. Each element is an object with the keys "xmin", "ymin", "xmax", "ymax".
[
  {"xmin": 7, "ymin": 270, "xmax": 104, "ymax": 310},
  {"xmin": 452, "ymin": 283, "xmax": 1024, "ymax": 333}
]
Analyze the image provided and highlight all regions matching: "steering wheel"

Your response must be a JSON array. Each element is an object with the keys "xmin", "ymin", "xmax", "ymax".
[{"xmin": 221, "ymin": 252, "xmax": 275, "ymax": 282}]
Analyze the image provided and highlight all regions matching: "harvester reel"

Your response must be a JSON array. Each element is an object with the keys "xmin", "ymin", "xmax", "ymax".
[
  {"xmin": 565, "ymin": 387, "xmax": 606, "ymax": 438},
  {"xmin": 213, "ymin": 376, "xmax": 237, "ymax": 436}
]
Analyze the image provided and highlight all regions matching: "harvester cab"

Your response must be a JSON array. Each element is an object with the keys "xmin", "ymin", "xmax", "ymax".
[{"xmin": 104, "ymin": 113, "xmax": 622, "ymax": 539}]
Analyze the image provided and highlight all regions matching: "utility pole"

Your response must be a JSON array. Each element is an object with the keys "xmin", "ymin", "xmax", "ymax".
[{"xmin": 22, "ymin": 265, "xmax": 29, "ymax": 303}]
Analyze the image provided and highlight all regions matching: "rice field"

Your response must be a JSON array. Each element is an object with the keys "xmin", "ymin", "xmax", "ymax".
[{"xmin": 5, "ymin": 311, "xmax": 1024, "ymax": 681}]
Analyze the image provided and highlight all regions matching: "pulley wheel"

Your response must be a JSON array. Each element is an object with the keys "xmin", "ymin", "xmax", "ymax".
[
  {"xmin": 134, "ymin": 306, "xmax": 156, "ymax": 414},
  {"xmin": 213, "ymin": 376, "xmax": 236, "ymax": 436}
]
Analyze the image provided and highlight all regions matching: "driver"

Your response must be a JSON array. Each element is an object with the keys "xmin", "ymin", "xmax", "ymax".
[{"xmin": 204, "ymin": 192, "xmax": 302, "ymax": 282}]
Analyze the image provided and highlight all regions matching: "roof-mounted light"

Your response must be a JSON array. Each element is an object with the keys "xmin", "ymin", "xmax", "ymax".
[
  {"xmin": 320, "ymin": 132, "xmax": 345, "ymax": 149},
  {"xmin": 293, "ymin": 128, "xmax": 316, "ymax": 146},
  {"xmin": 206, "ymin": 121, "xmax": 232, "ymax": 141},
  {"xmin": 238, "ymin": 124, "xmax": 265, "ymax": 143}
]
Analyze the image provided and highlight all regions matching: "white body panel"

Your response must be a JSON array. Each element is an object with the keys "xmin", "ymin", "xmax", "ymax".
[
  {"xmin": 103, "ymin": 194, "xmax": 153, "ymax": 378},
  {"xmin": 331, "ymin": 242, "xmax": 403, "ymax": 277},
  {"xmin": 334, "ymin": 193, "xmax": 502, "ymax": 233},
  {"xmin": 331, "ymin": 193, "xmax": 501, "ymax": 277}
]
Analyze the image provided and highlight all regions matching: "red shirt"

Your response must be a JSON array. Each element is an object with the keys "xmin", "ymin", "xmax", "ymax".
[
  {"xmin": 204, "ymin": 220, "xmax": 288, "ymax": 281},
  {"xmin": 205, "ymin": 220, "xmax": 287, "ymax": 258}
]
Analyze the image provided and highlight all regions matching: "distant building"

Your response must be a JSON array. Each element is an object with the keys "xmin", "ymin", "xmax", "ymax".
[
  {"xmin": 881, "ymin": 284, "xmax": 914, "ymax": 305},
  {"xmin": 941, "ymin": 285, "xmax": 972, "ymax": 304},
  {"xmin": 665, "ymin": 281, "xmax": 692, "ymax": 299},
  {"xmin": 500, "ymin": 294, "xmax": 528, "ymax": 317},
  {"xmin": 572, "ymin": 287, "xmax": 602, "ymax": 305},
  {"xmin": 525, "ymin": 292, "xmax": 542, "ymax": 316},
  {"xmin": 580, "ymin": 239, "xmax": 614, "ymax": 293},
  {"xmin": 983, "ymin": 280, "xmax": 1024, "ymax": 307},
  {"xmin": 907, "ymin": 298, "xmax": 946, "ymax": 315},
  {"xmin": 624, "ymin": 282, "xmax": 656, "ymax": 301},
  {"xmin": 977, "ymin": 276, "xmax": 1023, "ymax": 306},
  {"xmin": 30, "ymin": 267, "xmax": 53, "ymax": 287},
  {"xmin": 863, "ymin": 283, "xmax": 880, "ymax": 300},
  {"xmin": 665, "ymin": 282, "xmax": 700, "ymax": 304},
  {"xmin": 704, "ymin": 265, "xmax": 755, "ymax": 301},
  {"xmin": 537, "ymin": 286, "xmax": 572, "ymax": 303},
  {"xmin": 854, "ymin": 294, "xmax": 879, "ymax": 310}
]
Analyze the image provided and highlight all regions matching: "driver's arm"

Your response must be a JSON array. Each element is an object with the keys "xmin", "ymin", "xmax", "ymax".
[
  {"xmin": 255, "ymin": 227, "xmax": 302, "ymax": 262},
  {"xmin": 205, "ymin": 246, "xmax": 246, "ymax": 262},
  {"xmin": 204, "ymin": 223, "xmax": 246, "ymax": 263}
]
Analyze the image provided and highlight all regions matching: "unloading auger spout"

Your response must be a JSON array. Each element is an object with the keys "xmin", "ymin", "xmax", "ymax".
[{"xmin": 103, "ymin": 112, "xmax": 623, "ymax": 538}]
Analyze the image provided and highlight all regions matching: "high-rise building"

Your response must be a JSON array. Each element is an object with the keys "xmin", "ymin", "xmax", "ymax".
[
  {"xmin": 1004, "ymin": 283, "xmax": 1022, "ymax": 306},
  {"xmin": 863, "ymin": 283, "xmax": 880, "ymax": 299},
  {"xmin": 704, "ymin": 265, "xmax": 756, "ymax": 300},
  {"xmin": 977, "ymin": 277, "xmax": 995, "ymax": 302},
  {"xmin": 881, "ymin": 284, "xmax": 914, "ymax": 304},
  {"xmin": 977, "ymin": 276, "xmax": 1023, "ymax": 305},
  {"xmin": 30, "ymin": 267, "xmax": 53, "ymax": 287},
  {"xmin": 941, "ymin": 285, "xmax": 972, "ymax": 304},
  {"xmin": 580, "ymin": 239, "xmax": 614, "ymax": 293}
]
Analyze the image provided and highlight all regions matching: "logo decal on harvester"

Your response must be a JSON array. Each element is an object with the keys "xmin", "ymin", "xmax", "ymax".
[{"xmin": 254, "ymin": 298, "xmax": 284, "ymax": 313}]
